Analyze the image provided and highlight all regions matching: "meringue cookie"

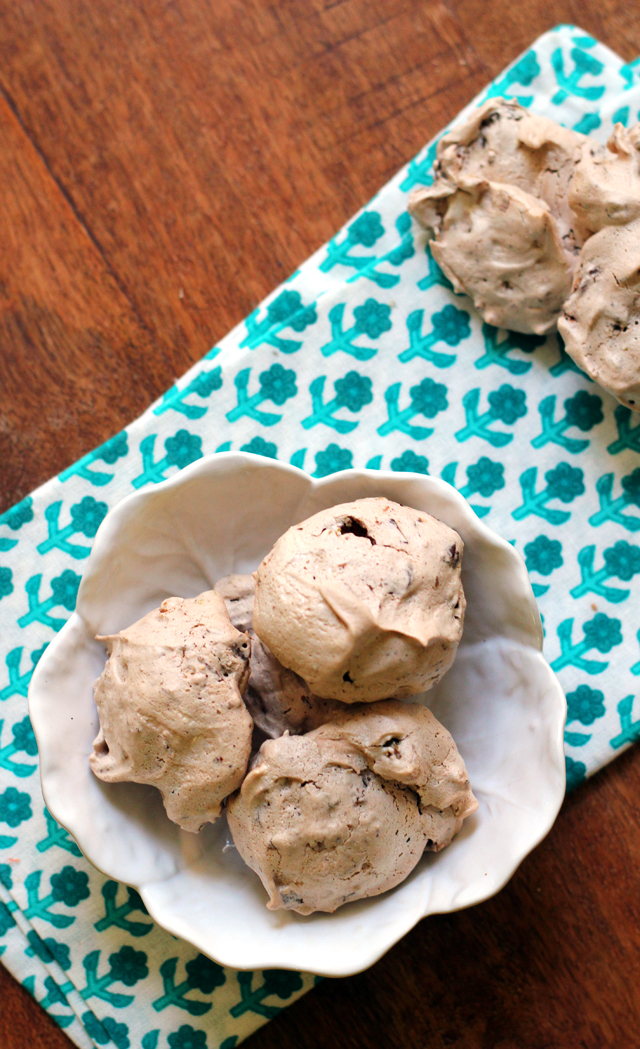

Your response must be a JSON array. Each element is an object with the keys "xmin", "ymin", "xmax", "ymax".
[
  {"xmin": 558, "ymin": 218, "xmax": 640, "ymax": 410},
  {"xmin": 214, "ymin": 573, "xmax": 343, "ymax": 737},
  {"xmin": 408, "ymin": 97, "xmax": 586, "ymax": 333},
  {"xmin": 227, "ymin": 700, "xmax": 477, "ymax": 914},
  {"xmin": 420, "ymin": 179, "xmax": 573, "ymax": 335},
  {"xmin": 253, "ymin": 497, "xmax": 465, "ymax": 702},
  {"xmin": 90, "ymin": 591, "xmax": 252, "ymax": 833},
  {"xmin": 569, "ymin": 123, "xmax": 640, "ymax": 234}
]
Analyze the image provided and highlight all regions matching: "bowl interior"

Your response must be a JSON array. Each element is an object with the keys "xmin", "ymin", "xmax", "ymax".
[{"xmin": 30, "ymin": 454, "xmax": 566, "ymax": 976}]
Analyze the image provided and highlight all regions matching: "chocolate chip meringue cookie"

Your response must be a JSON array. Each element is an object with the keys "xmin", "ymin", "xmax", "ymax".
[
  {"xmin": 227, "ymin": 700, "xmax": 477, "ymax": 914},
  {"xmin": 90, "ymin": 591, "xmax": 252, "ymax": 833},
  {"xmin": 253, "ymin": 498, "xmax": 465, "ymax": 702},
  {"xmin": 214, "ymin": 573, "xmax": 342, "ymax": 737},
  {"xmin": 408, "ymin": 98, "xmax": 587, "ymax": 333},
  {"xmin": 569, "ymin": 123, "xmax": 640, "ymax": 234},
  {"xmin": 558, "ymin": 218, "xmax": 640, "ymax": 410},
  {"xmin": 415, "ymin": 179, "xmax": 573, "ymax": 335}
]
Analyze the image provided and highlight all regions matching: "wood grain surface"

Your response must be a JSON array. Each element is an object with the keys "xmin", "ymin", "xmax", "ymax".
[{"xmin": 0, "ymin": 1, "xmax": 638, "ymax": 1046}]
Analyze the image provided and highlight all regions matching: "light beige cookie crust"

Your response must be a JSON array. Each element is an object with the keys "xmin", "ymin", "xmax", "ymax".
[
  {"xmin": 227, "ymin": 700, "xmax": 477, "ymax": 915},
  {"xmin": 90, "ymin": 590, "xmax": 253, "ymax": 833},
  {"xmin": 253, "ymin": 497, "xmax": 465, "ymax": 702}
]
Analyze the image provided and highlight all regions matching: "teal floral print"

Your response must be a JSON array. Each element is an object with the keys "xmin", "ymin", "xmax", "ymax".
[
  {"xmin": 566, "ymin": 685, "xmax": 605, "ymax": 725},
  {"xmin": 321, "ymin": 299, "xmax": 391, "ymax": 360},
  {"xmin": 531, "ymin": 391, "xmax": 603, "ymax": 453},
  {"xmin": 455, "ymin": 385, "xmax": 527, "ymax": 447},
  {"xmin": 0, "ymin": 787, "xmax": 32, "ymax": 826},
  {"xmin": 391, "ymin": 451, "xmax": 429, "ymax": 474},
  {"xmin": 0, "ymin": 27, "xmax": 637, "ymax": 1049},
  {"xmin": 398, "ymin": 305, "xmax": 470, "ymax": 365},
  {"xmin": 168, "ymin": 1025, "xmax": 207, "ymax": 1049},
  {"xmin": 313, "ymin": 444, "xmax": 353, "ymax": 477},
  {"xmin": 302, "ymin": 372, "xmax": 373, "ymax": 433},
  {"xmin": 378, "ymin": 378, "xmax": 448, "ymax": 439},
  {"xmin": 133, "ymin": 431, "xmax": 203, "ymax": 488}
]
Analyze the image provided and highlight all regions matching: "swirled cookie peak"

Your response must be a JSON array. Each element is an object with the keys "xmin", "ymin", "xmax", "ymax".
[
  {"xmin": 90, "ymin": 590, "xmax": 253, "ymax": 833},
  {"xmin": 227, "ymin": 700, "xmax": 477, "ymax": 914},
  {"xmin": 253, "ymin": 497, "xmax": 465, "ymax": 702}
]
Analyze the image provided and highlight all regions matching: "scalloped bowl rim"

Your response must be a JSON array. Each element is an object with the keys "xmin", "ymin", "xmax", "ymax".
[{"xmin": 29, "ymin": 453, "xmax": 567, "ymax": 977}]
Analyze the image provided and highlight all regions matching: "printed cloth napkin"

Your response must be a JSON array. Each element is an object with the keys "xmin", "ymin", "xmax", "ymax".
[{"xmin": 1, "ymin": 23, "xmax": 640, "ymax": 1049}]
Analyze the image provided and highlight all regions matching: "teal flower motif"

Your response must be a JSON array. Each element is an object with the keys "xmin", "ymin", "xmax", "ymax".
[
  {"xmin": 69, "ymin": 497, "xmax": 108, "ymax": 539},
  {"xmin": 168, "ymin": 1025, "xmax": 207, "ymax": 1049},
  {"xmin": 302, "ymin": 371, "xmax": 373, "ymax": 435},
  {"xmin": 532, "ymin": 390, "xmax": 603, "ymax": 453},
  {"xmin": 431, "ymin": 304, "xmax": 471, "ymax": 346},
  {"xmin": 165, "ymin": 431, "xmax": 203, "ymax": 470},
  {"xmin": 313, "ymin": 444, "xmax": 353, "ymax": 477},
  {"xmin": 334, "ymin": 371, "xmax": 373, "ymax": 413},
  {"xmin": 12, "ymin": 716, "xmax": 38, "ymax": 756},
  {"xmin": 26, "ymin": 931, "xmax": 71, "ymax": 971},
  {"xmin": 50, "ymin": 866, "xmax": 90, "ymax": 907},
  {"xmin": 583, "ymin": 614, "xmax": 622, "ymax": 653},
  {"xmin": 565, "ymin": 391, "xmax": 603, "ymax": 430},
  {"xmin": 267, "ymin": 290, "xmax": 307, "ymax": 325},
  {"xmin": 262, "ymin": 970, "xmax": 304, "ymax": 999},
  {"xmin": 566, "ymin": 685, "xmax": 605, "ymax": 726},
  {"xmin": 465, "ymin": 458, "xmax": 504, "ymax": 498},
  {"xmin": 0, "ymin": 863, "xmax": 12, "ymax": 889},
  {"xmin": 0, "ymin": 497, "xmax": 34, "ymax": 531},
  {"xmin": 51, "ymin": 570, "xmax": 81, "ymax": 612},
  {"xmin": 0, "ymin": 901, "xmax": 15, "ymax": 936},
  {"xmin": 378, "ymin": 378, "xmax": 447, "ymax": 440},
  {"xmin": 603, "ymin": 541, "xmax": 640, "ymax": 581},
  {"xmin": 100, "ymin": 432, "xmax": 129, "ymax": 465},
  {"xmin": 410, "ymin": 378, "xmax": 448, "ymax": 417},
  {"xmin": 0, "ymin": 787, "xmax": 32, "ymax": 827},
  {"xmin": 38, "ymin": 498, "xmax": 109, "ymax": 559},
  {"xmin": 608, "ymin": 405, "xmax": 640, "ymax": 455},
  {"xmin": 108, "ymin": 945, "xmax": 149, "ymax": 986},
  {"xmin": 0, "ymin": 568, "xmax": 13, "ymax": 599},
  {"xmin": 348, "ymin": 212, "xmax": 385, "ymax": 248},
  {"xmin": 352, "ymin": 299, "xmax": 392, "ymax": 339},
  {"xmin": 391, "ymin": 451, "xmax": 429, "ymax": 474},
  {"xmin": 524, "ymin": 536, "xmax": 563, "ymax": 576},
  {"xmin": 456, "ymin": 386, "xmax": 526, "ymax": 447},
  {"xmin": 82, "ymin": 1011, "xmax": 130, "ymax": 1049},
  {"xmin": 241, "ymin": 290, "xmax": 317, "ymax": 353},
  {"xmin": 258, "ymin": 364, "xmax": 297, "ymax": 405},
  {"xmin": 565, "ymin": 755, "xmax": 586, "ymax": 792},
  {"xmin": 546, "ymin": 463, "xmax": 585, "ymax": 503},
  {"xmin": 551, "ymin": 613, "xmax": 622, "ymax": 674},
  {"xmin": 154, "ymin": 370, "xmax": 222, "ymax": 420},
  {"xmin": 572, "ymin": 540, "xmax": 640, "ymax": 604},
  {"xmin": 240, "ymin": 437, "xmax": 278, "ymax": 459},
  {"xmin": 488, "ymin": 385, "xmax": 527, "ymax": 425},
  {"xmin": 227, "ymin": 367, "xmax": 297, "ymax": 427},
  {"xmin": 321, "ymin": 211, "xmax": 408, "ymax": 286},
  {"xmin": 321, "ymin": 301, "xmax": 390, "ymax": 360},
  {"xmin": 398, "ymin": 306, "xmax": 469, "ymax": 366},
  {"xmin": 185, "ymin": 954, "xmax": 225, "ymax": 994},
  {"xmin": 133, "ymin": 430, "xmax": 204, "ymax": 488},
  {"xmin": 475, "ymin": 323, "xmax": 544, "ymax": 374},
  {"xmin": 590, "ymin": 468, "xmax": 640, "ymax": 531}
]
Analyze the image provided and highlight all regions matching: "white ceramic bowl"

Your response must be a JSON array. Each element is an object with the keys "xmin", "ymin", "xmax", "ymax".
[{"xmin": 29, "ymin": 452, "xmax": 566, "ymax": 977}]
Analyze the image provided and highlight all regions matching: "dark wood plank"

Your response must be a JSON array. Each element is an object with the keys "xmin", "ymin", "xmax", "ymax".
[{"xmin": 0, "ymin": 1, "xmax": 639, "ymax": 1047}]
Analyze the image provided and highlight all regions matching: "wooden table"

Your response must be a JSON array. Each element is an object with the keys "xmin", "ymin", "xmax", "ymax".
[{"xmin": 1, "ymin": 2, "xmax": 639, "ymax": 1046}]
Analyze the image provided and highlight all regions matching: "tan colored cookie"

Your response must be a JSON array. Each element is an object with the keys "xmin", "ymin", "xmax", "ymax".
[
  {"xmin": 90, "ymin": 590, "xmax": 252, "ymax": 833},
  {"xmin": 569, "ymin": 123, "xmax": 640, "ymax": 234},
  {"xmin": 227, "ymin": 700, "xmax": 477, "ymax": 914},
  {"xmin": 253, "ymin": 497, "xmax": 465, "ymax": 702}
]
